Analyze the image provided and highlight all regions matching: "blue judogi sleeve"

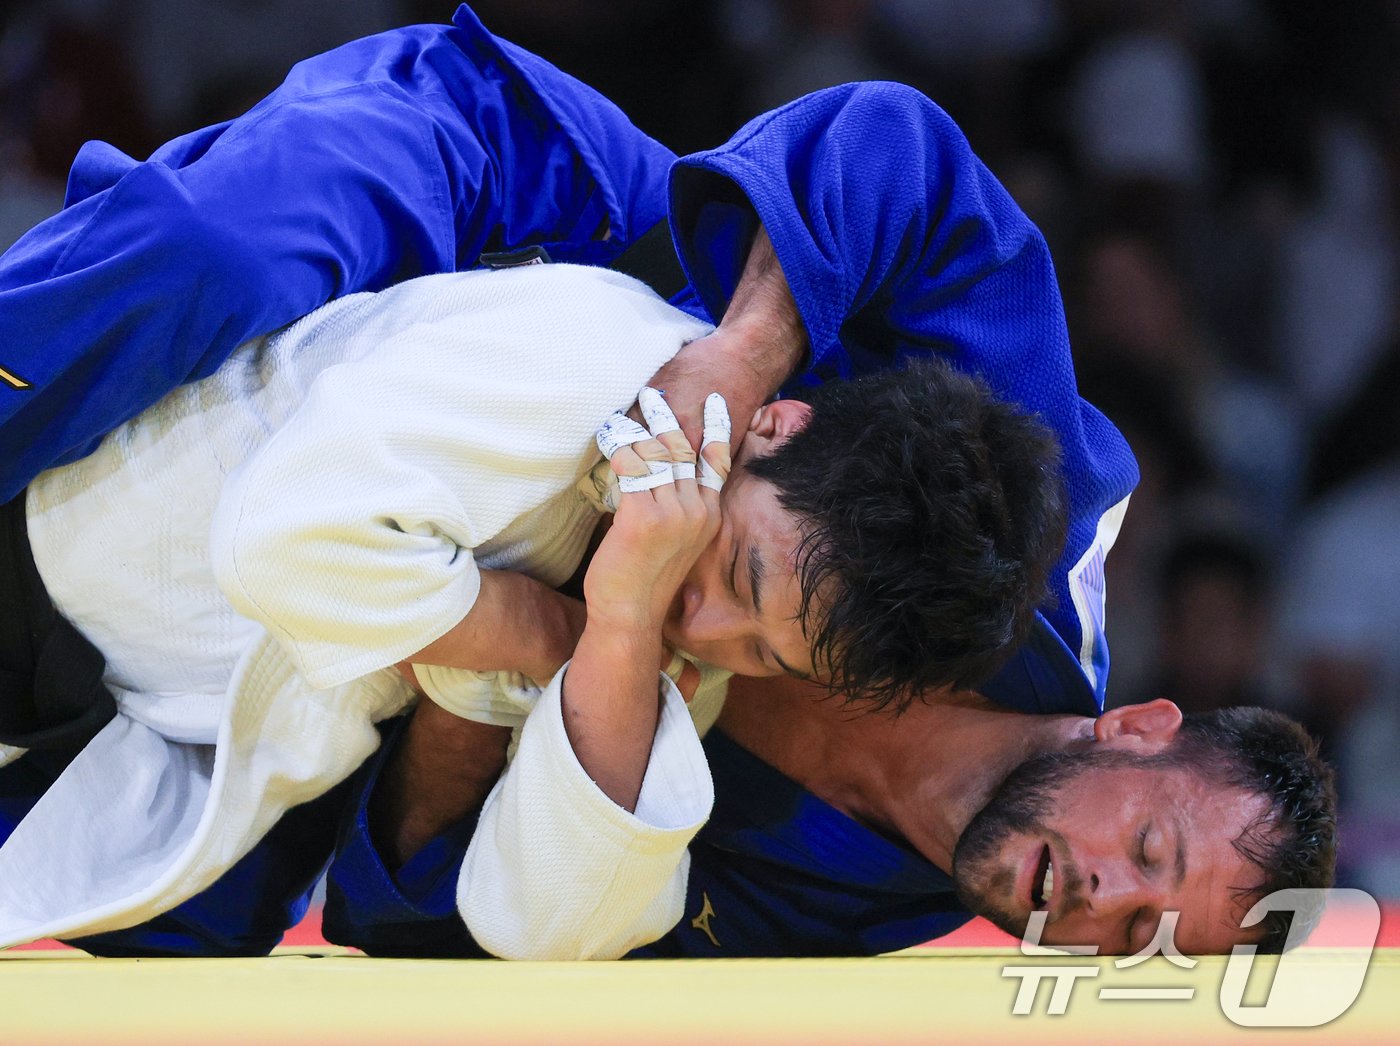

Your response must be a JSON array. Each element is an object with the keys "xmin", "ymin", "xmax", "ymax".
[
  {"xmin": 0, "ymin": 4, "xmax": 675, "ymax": 504},
  {"xmin": 668, "ymin": 82, "xmax": 1139, "ymax": 706}
]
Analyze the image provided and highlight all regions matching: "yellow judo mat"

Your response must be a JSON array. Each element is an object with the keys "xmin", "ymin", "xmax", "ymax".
[{"xmin": 3, "ymin": 947, "xmax": 1396, "ymax": 1045}]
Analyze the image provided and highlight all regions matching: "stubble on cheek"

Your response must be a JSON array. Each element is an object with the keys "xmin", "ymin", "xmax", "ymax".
[
  {"xmin": 953, "ymin": 842, "xmax": 1027, "ymax": 937},
  {"xmin": 985, "ymin": 866, "xmax": 1015, "ymax": 903}
]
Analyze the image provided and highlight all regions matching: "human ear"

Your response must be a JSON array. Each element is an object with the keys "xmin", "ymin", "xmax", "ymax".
[
  {"xmin": 1093, "ymin": 698, "xmax": 1183, "ymax": 751},
  {"xmin": 747, "ymin": 399, "xmax": 814, "ymax": 450}
]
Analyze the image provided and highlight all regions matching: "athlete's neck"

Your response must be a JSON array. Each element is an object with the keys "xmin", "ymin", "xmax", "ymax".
[{"xmin": 716, "ymin": 677, "xmax": 1094, "ymax": 871}]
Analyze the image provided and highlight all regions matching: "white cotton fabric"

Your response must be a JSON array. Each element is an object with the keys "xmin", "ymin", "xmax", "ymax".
[
  {"xmin": 414, "ymin": 644, "xmax": 731, "ymax": 959},
  {"xmin": 0, "ymin": 637, "xmax": 408, "ymax": 943},
  {"xmin": 461, "ymin": 660, "xmax": 728, "ymax": 960},
  {"xmin": 3, "ymin": 264, "xmax": 713, "ymax": 948},
  {"xmin": 412, "ymin": 663, "xmax": 541, "ymax": 729}
]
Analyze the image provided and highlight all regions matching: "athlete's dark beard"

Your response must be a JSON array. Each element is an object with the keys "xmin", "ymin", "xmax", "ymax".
[{"xmin": 951, "ymin": 749, "xmax": 1112, "ymax": 935}]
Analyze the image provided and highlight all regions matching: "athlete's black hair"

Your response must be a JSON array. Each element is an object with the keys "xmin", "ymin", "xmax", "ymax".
[
  {"xmin": 1166, "ymin": 706, "xmax": 1338, "ymax": 953},
  {"xmin": 747, "ymin": 356, "xmax": 1067, "ymax": 712}
]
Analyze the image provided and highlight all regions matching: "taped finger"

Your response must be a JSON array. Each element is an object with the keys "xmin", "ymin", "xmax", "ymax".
[
  {"xmin": 596, "ymin": 412, "xmax": 653, "ymax": 461},
  {"xmin": 638, "ymin": 387, "xmax": 682, "ymax": 436},
  {"xmin": 619, "ymin": 463, "xmax": 676, "ymax": 493},
  {"xmin": 641, "ymin": 386, "xmax": 697, "ymax": 471},
  {"xmin": 699, "ymin": 444, "xmax": 730, "ymax": 491},
  {"xmin": 699, "ymin": 392, "xmax": 732, "ymax": 448},
  {"xmin": 611, "ymin": 446, "xmax": 675, "ymax": 493},
  {"xmin": 631, "ymin": 437, "xmax": 674, "ymax": 463},
  {"xmin": 698, "ymin": 392, "xmax": 732, "ymax": 492},
  {"xmin": 609, "ymin": 446, "xmax": 651, "ymax": 478}
]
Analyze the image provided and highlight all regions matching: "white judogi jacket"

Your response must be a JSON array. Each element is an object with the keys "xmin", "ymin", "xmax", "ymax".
[{"xmin": 0, "ymin": 264, "xmax": 721, "ymax": 956}]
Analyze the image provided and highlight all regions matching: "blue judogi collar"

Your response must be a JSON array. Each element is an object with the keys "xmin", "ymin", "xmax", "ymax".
[
  {"xmin": 698, "ymin": 730, "xmax": 953, "ymax": 895},
  {"xmin": 631, "ymin": 730, "xmax": 971, "ymax": 958}
]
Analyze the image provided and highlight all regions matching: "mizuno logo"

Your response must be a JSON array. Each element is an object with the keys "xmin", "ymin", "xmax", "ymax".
[
  {"xmin": 0, "ymin": 367, "xmax": 30, "ymax": 390},
  {"xmin": 690, "ymin": 892, "xmax": 720, "ymax": 948}
]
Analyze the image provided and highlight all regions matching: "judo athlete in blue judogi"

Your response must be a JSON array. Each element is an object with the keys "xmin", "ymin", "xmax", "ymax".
[{"xmin": 0, "ymin": 5, "xmax": 1149, "ymax": 956}]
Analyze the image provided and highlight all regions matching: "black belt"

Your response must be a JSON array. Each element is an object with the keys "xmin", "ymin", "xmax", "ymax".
[
  {"xmin": 479, "ymin": 220, "xmax": 690, "ymax": 300},
  {"xmin": 0, "ymin": 493, "xmax": 116, "ymax": 750}
]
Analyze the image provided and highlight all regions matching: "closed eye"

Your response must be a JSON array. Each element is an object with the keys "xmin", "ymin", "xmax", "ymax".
[
  {"xmin": 771, "ymin": 650, "xmax": 812, "ymax": 679},
  {"xmin": 752, "ymin": 641, "xmax": 771, "ymax": 672}
]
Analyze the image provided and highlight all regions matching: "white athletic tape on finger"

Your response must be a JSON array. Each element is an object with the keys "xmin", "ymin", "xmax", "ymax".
[
  {"xmin": 698, "ymin": 462, "xmax": 725, "ymax": 491},
  {"xmin": 698, "ymin": 392, "xmax": 731, "ymax": 491},
  {"xmin": 699, "ymin": 392, "xmax": 731, "ymax": 449},
  {"xmin": 596, "ymin": 412, "xmax": 653, "ymax": 461},
  {"xmin": 618, "ymin": 459, "xmax": 675, "ymax": 493},
  {"xmin": 671, "ymin": 461, "xmax": 696, "ymax": 481},
  {"xmin": 638, "ymin": 387, "xmax": 682, "ymax": 436}
]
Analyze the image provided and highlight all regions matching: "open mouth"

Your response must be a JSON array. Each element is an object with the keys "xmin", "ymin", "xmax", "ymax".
[{"xmin": 1030, "ymin": 844, "xmax": 1054, "ymax": 910}]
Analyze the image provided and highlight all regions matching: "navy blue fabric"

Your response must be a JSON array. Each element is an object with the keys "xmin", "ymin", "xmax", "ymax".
[
  {"xmin": 324, "ymin": 727, "xmax": 971, "ymax": 959},
  {"xmin": 632, "ymin": 731, "xmax": 973, "ymax": 957},
  {"xmin": 326, "ymin": 634, "xmax": 1092, "ymax": 959},
  {"xmin": 321, "ymin": 718, "xmax": 491, "ymax": 959},
  {"xmin": 0, "ymin": 494, "xmax": 117, "ymax": 750}
]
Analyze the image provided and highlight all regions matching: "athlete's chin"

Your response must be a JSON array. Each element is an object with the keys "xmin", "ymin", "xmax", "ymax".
[
  {"xmin": 951, "ymin": 845, "xmax": 1025, "ymax": 934},
  {"xmin": 955, "ymin": 879, "xmax": 1026, "ymax": 938}
]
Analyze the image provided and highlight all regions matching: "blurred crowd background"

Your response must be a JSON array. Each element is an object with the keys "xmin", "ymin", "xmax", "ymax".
[{"xmin": 2, "ymin": 0, "xmax": 1398, "ymax": 898}]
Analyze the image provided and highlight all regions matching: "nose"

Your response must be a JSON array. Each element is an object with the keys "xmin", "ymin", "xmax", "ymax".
[
  {"xmin": 1083, "ymin": 857, "xmax": 1166, "ymax": 921},
  {"xmin": 1041, "ymin": 847, "xmax": 1174, "ymax": 955},
  {"xmin": 680, "ymin": 588, "xmax": 748, "ymax": 646}
]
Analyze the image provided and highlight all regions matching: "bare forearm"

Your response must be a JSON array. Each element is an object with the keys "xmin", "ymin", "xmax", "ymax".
[
  {"xmin": 641, "ymin": 225, "xmax": 807, "ymax": 449},
  {"xmin": 560, "ymin": 617, "xmax": 665, "ymax": 813},
  {"xmin": 719, "ymin": 224, "xmax": 808, "ymax": 381},
  {"xmin": 566, "ymin": 376, "xmax": 720, "ymax": 813},
  {"xmin": 371, "ymin": 698, "xmax": 510, "ymax": 868},
  {"xmin": 409, "ymin": 569, "xmax": 586, "ymax": 683}
]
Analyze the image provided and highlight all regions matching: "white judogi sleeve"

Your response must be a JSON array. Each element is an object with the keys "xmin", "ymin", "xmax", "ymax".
[
  {"xmin": 459, "ymin": 660, "xmax": 717, "ymax": 960},
  {"xmin": 411, "ymin": 664, "xmax": 540, "ymax": 728}
]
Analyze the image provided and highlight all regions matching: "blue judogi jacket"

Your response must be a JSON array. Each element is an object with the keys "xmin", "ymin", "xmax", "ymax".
[
  {"xmin": 0, "ymin": 5, "xmax": 1136, "ymax": 956},
  {"xmin": 324, "ymin": 726, "xmax": 976, "ymax": 959}
]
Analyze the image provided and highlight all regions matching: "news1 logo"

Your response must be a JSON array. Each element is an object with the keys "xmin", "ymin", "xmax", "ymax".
[{"xmin": 1001, "ymin": 888, "xmax": 1380, "ymax": 1028}]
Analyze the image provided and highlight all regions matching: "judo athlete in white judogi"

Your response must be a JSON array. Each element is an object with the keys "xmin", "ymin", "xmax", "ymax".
[
  {"xmin": 0, "ymin": 263, "xmax": 720, "ymax": 950},
  {"xmin": 0, "ymin": 259, "xmax": 1065, "ymax": 956}
]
